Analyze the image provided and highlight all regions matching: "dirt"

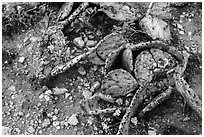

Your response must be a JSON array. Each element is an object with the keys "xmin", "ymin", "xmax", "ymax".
[{"xmin": 2, "ymin": 2, "xmax": 202, "ymax": 135}]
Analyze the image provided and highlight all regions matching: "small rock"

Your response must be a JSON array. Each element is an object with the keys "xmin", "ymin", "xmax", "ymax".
[
  {"xmin": 82, "ymin": 90, "xmax": 92, "ymax": 99},
  {"xmin": 14, "ymin": 127, "xmax": 21, "ymax": 134},
  {"xmin": 39, "ymin": 93, "xmax": 44, "ymax": 99},
  {"xmin": 42, "ymin": 118, "xmax": 51, "ymax": 128},
  {"xmin": 27, "ymin": 126, "xmax": 35, "ymax": 134},
  {"xmin": 183, "ymin": 117, "xmax": 190, "ymax": 122},
  {"xmin": 54, "ymin": 108, "xmax": 59, "ymax": 114},
  {"xmin": 7, "ymin": 86, "xmax": 16, "ymax": 92},
  {"xmin": 53, "ymin": 87, "xmax": 68, "ymax": 95},
  {"xmin": 44, "ymin": 94, "xmax": 50, "ymax": 101},
  {"xmin": 90, "ymin": 81, "xmax": 100, "ymax": 92},
  {"xmin": 131, "ymin": 117, "xmax": 138, "ymax": 126},
  {"xmin": 86, "ymin": 40, "xmax": 96, "ymax": 47},
  {"xmin": 115, "ymin": 98, "xmax": 123, "ymax": 106},
  {"xmin": 67, "ymin": 114, "xmax": 79, "ymax": 126},
  {"xmin": 69, "ymin": 96, "xmax": 73, "ymax": 100},
  {"xmin": 177, "ymin": 23, "xmax": 183, "ymax": 29},
  {"xmin": 56, "ymin": 126, "xmax": 61, "ymax": 130},
  {"xmin": 78, "ymin": 66, "xmax": 86, "ymax": 75},
  {"xmin": 113, "ymin": 109, "xmax": 121, "ymax": 117},
  {"xmin": 52, "ymin": 115, "xmax": 58, "ymax": 121},
  {"xmin": 44, "ymin": 89, "xmax": 52, "ymax": 95},
  {"xmin": 101, "ymin": 122, "xmax": 109, "ymax": 130},
  {"xmin": 148, "ymin": 128, "xmax": 157, "ymax": 135},
  {"xmin": 65, "ymin": 93, "xmax": 71, "ymax": 98},
  {"xmin": 179, "ymin": 30, "xmax": 185, "ymax": 35},
  {"xmin": 53, "ymin": 121, "xmax": 60, "ymax": 127},
  {"xmin": 2, "ymin": 126, "xmax": 10, "ymax": 135},
  {"xmin": 87, "ymin": 117, "xmax": 94, "ymax": 125},
  {"xmin": 73, "ymin": 37, "xmax": 85, "ymax": 48},
  {"xmin": 38, "ymin": 130, "xmax": 42, "ymax": 134},
  {"xmin": 18, "ymin": 56, "xmax": 25, "ymax": 63}
]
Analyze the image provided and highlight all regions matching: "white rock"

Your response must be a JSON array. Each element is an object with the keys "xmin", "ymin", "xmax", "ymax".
[
  {"xmin": 7, "ymin": 86, "xmax": 16, "ymax": 92},
  {"xmin": 82, "ymin": 90, "xmax": 92, "ymax": 99},
  {"xmin": 78, "ymin": 66, "xmax": 86, "ymax": 75},
  {"xmin": 42, "ymin": 118, "xmax": 51, "ymax": 128},
  {"xmin": 131, "ymin": 117, "xmax": 138, "ymax": 126},
  {"xmin": 179, "ymin": 30, "xmax": 185, "ymax": 35},
  {"xmin": 39, "ymin": 93, "xmax": 44, "ymax": 99},
  {"xmin": 2, "ymin": 126, "xmax": 10, "ymax": 135},
  {"xmin": 52, "ymin": 115, "xmax": 58, "ymax": 121},
  {"xmin": 27, "ymin": 126, "xmax": 35, "ymax": 133},
  {"xmin": 18, "ymin": 57, "xmax": 25, "ymax": 63},
  {"xmin": 65, "ymin": 93, "xmax": 71, "ymax": 98},
  {"xmin": 44, "ymin": 89, "xmax": 52, "ymax": 95},
  {"xmin": 73, "ymin": 37, "xmax": 85, "ymax": 48},
  {"xmin": 177, "ymin": 23, "xmax": 183, "ymax": 29},
  {"xmin": 67, "ymin": 114, "xmax": 79, "ymax": 126},
  {"xmin": 148, "ymin": 128, "xmax": 157, "ymax": 135},
  {"xmin": 86, "ymin": 40, "xmax": 96, "ymax": 46},
  {"xmin": 53, "ymin": 121, "xmax": 60, "ymax": 127},
  {"xmin": 115, "ymin": 98, "xmax": 123, "ymax": 106},
  {"xmin": 113, "ymin": 109, "xmax": 121, "ymax": 117},
  {"xmin": 53, "ymin": 87, "xmax": 68, "ymax": 95}
]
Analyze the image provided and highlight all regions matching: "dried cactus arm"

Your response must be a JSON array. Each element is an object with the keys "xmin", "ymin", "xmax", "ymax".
[
  {"xmin": 59, "ymin": 2, "xmax": 89, "ymax": 28},
  {"xmin": 51, "ymin": 46, "xmax": 97, "ymax": 77},
  {"xmin": 174, "ymin": 51, "xmax": 202, "ymax": 117},
  {"xmin": 117, "ymin": 85, "xmax": 155, "ymax": 134},
  {"xmin": 138, "ymin": 86, "xmax": 173, "ymax": 117}
]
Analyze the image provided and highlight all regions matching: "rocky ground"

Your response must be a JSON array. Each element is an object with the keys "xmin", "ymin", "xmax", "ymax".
[{"xmin": 2, "ymin": 2, "xmax": 202, "ymax": 135}]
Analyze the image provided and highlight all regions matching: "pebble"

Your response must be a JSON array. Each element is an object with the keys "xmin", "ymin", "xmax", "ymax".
[
  {"xmin": 148, "ymin": 129, "xmax": 157, "ymax": 135},
  {"xmin": 179, "ymin": 30, "xmax": 185, "ymax": 35},
  {"xmin": 78, "ymin": 66, "xmax": 86, "ymax": 75},
  {"xmin": 42, "ymin": 118, "xmax": 51, "ymax": 128},
  {"xmin": 82, "ymin": 90, "xmax": 92, "ymax": 99},
  {"xmin": 183, "ymin": 116, "xmax": 191, "ymax": 122},
  {"xmin": 27, "ymin": 126, "xmax": 35, "ymax": 134},
  {"xmin": 53, "ymin": 87, "xmax": 68, "ymax": 95},
  {"xmin": 113, "ymin": 109, "xmax": 121, "ymax": 117},
  {"xmin": 2, "ymin": 126, "xmax": 10, "ymax": 135},
  {"xmin": 115, "ymin": 98, "xmax": 123, "ymax": 106},
  {"xmin": 7, "ymin": 86, "xmax": 16, "ymax": 92},
  {"xmin": 131, "ymin": 117, "xmax": 138, "ymax": 126},
  {"xmin": 44, "ymin": 94, "xmax": 50, "ymax": 101},
  {"xmin": 65, "ymin": 93, "xmax": 71, "ymax": 98},
  {"xmin": 67, "ymin": 114, "xmax": 79, "ymax": 126},
  {"xmin": 14, "ymin": 127, "xmax": 21, "ymax": 134},
  {"xmin": 177, "ymin": 23, "xmax": 183, "ymax": 29},
  {"xmin": 52, "ymin": 115, "xmax": 58, "ymax": 121},
  {"xmin": 56, "ymin": 126, "xmax": 61, "ymax": 130},
  {"xmin": 54, "ymin": 108, "xmax": 59, "ymax": 114},
  {"xmin": 53, "ymin": 121, "xmax": 60, "ymax": 127},
  {"xmin": 86, "ymin": 40, "xmax": 96, "ymax": 47},
  {"xmin": 38, "ymin": 130, "xmax": 42, "ymax": 134},
  {"xmin": 73, "ymin": 37, "xmax": 85, "ymax": 48},
  {"xmin": 18, "ymin": 56, "xmax": 25, "ymax": 63},
  {"xmin": 39, "ymin": 93, "xmax": 44, "ymax": 99},
  {"xmin": 44, "ymin": 90, "xmax": 52, "ymax": 95},
  {"xmin": 90, "ymin": 81, "xmax": 100, "ymax": 92}
]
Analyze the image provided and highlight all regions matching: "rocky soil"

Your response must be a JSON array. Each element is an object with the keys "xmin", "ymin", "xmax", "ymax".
[{"xmin": 2, "ymin": 2, "xmax": 202, "ymax": 135}]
